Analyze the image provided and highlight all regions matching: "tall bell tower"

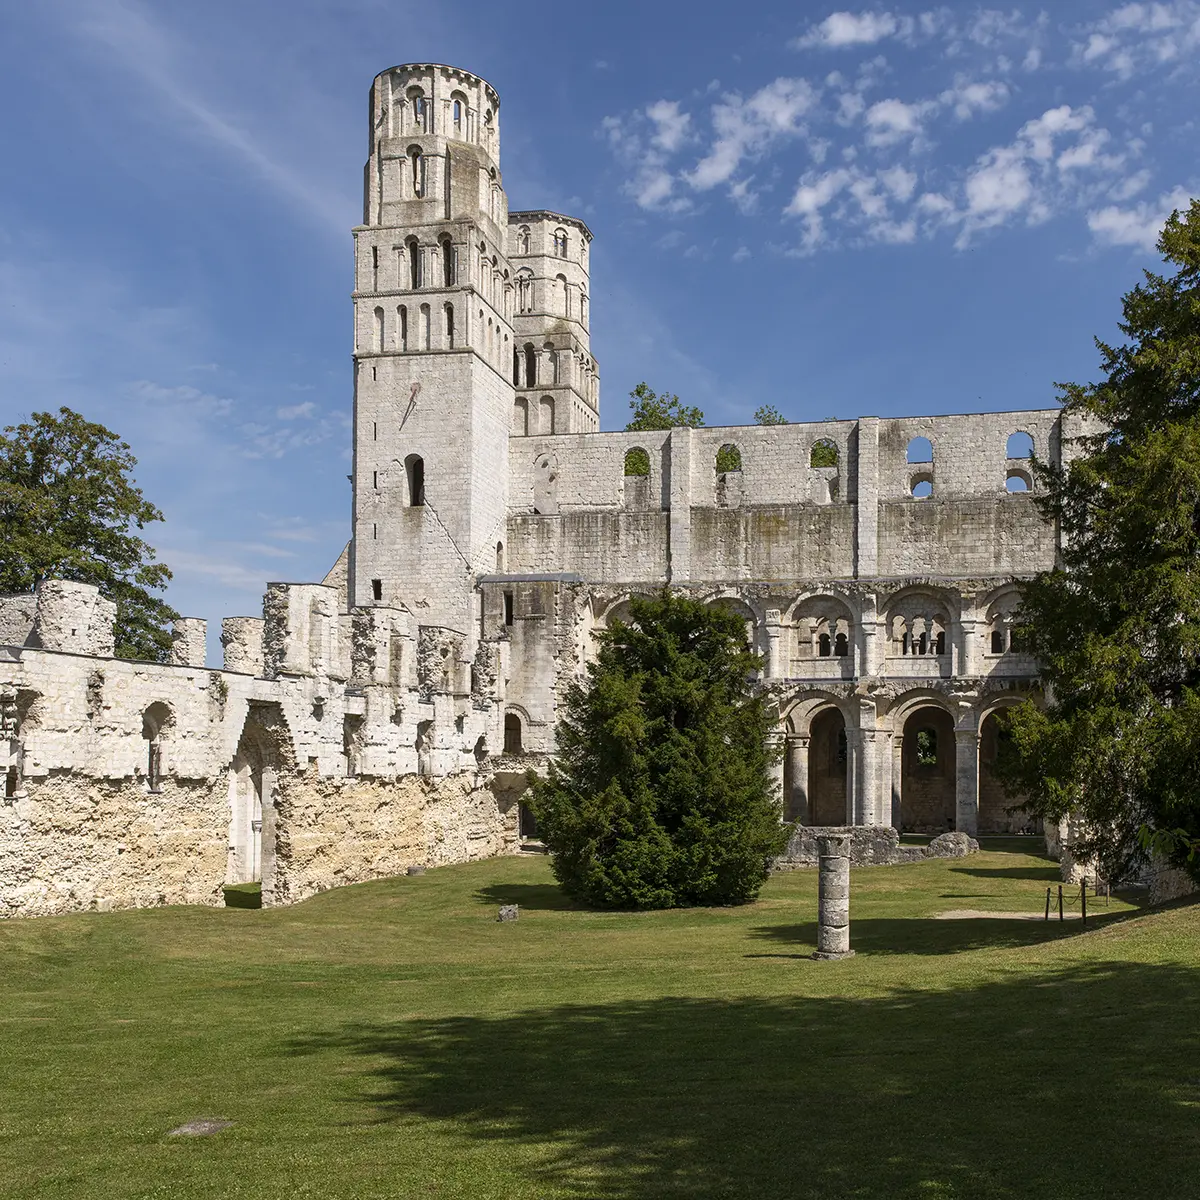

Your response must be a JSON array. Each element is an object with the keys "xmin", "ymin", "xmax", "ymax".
[{"xmin": 350, "ymin": 64, "xmax": 514, "ymax": 634}]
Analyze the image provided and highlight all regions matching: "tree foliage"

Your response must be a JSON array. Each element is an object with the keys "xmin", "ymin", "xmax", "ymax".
[
  {"xmin": 625, "ymin": 383, "xmax": 705, "ymax": 432},
  {"xmin": 0, "ymin": 407, "xmax": 178, "ymax": 661},
  {"xmin": 754, "ymin": 404, "xmax": 788, "ymax": 425},
  {"xmin": 623, "ymin": 447, "xmax": 651, "ymax": 477},
  {"xmin": 528, "ymin": 591, "xmax": 788, "ymax": 908},
  {"xmin": 999, "ymin": 200, "xmax": 1200, "ymax": 883},
  {"xmin": 810, "ymin": 438, "xmax": 839, "ymax": 468}
]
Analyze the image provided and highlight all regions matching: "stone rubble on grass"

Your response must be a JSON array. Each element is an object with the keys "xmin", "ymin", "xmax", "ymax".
[
  {"xmin": 167, "ymin": 1119, "xmax": 232, "ymax": 1137},
  {"xmin": 497, "ymin": 904, "xmax": 519, "ymax": 922},
  {"xmin": 925, "ymin": 831, "xmax": 981, "ymax": 858}
]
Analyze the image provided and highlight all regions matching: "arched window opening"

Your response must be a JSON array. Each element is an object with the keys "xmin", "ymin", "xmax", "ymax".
[
  {"xmin": 518, "ymin": 225, "xmax": 531, "ymax": 254},
  {"xmin": 397, "ymin": 304, "xmax": 408, "ymax": 351},
  {"xmin": 516, "ymin": 271, "xmax": 533, "ymax": 312},
  {"xmin": 544, "ymin": 343, "xmax": 558, "ymax": 385},
  {"xmin": 441, "ymin": 238, "xmax": 454, "ymax": 286},
  {"xmin": 580, "ymin": 291, "xmax": 588, "ymax": 325},
  {"xmin": 512, "ymin": 349, "xmax": 521, "ymax": 385},
  {"xmin": 907, "ymin": 436, "xmax": 934, "ymax": 463},
  {"xmin": 142, "ymin": 702, "xmax": 172, "ymax": 793},
  {"xmin": 624, "ymin": 447, "xmax": 650, "ymax": 477},
  {"xmin": 1005, "ymin": 469, "xmax": 1032, "ymax": 493},
  {"xmin": 405, "ymin": 454, "xmax": 425, "ymax": 506},
  {"xmin": 503, "ymin": 712, "xmax": 523, "ymax": 755},
  {"xmin": 444, "ymin": 303, "xmax": 455, "ymax": 349},
  {"xmin": 910, "ymin": 473, "xmax": 933, "ymax": 498},
  {"xmin": 419, "ymin": 303, "xmax": 431, "ymax": 350},
  {"xmin": 716, "ymin": 444, "xmax": 742, "ymax": 473},
  {"xmin": 540, "ymin": 397, "xmax": 556, "ymax": 435},
  {"xmin": 370, "ymin": 244, "xmax": 379, "ymax": 291},
  {"xmin": 408, "ymin": 239, "xmax": 422, "ymax": 288},
  {"xmin": 556, "ymin": 274, "xmax": 569, "ymax": 317},
  {"xmin": 991, "ymin": 630, "xmax": 1005, "ymax": 654},
  {"xmin": 834, "ymin": 631, "xmax": 849, "ymax": 656},
  {"xmin": 818, "ymin": 632, "xmax": 832, "ymax": 657},
  {"xmin": 915, "ymin": 728, "xmax": 938, "ymax": 767},
  {"xmin": 410, "ymin": 90, "xmax": 428, "ymax": 132},
  {"xmin": 495, "ymin": 541, "xmax": 505, "ymax": 572},
  {"xmin": 1006, "ymin": 430, "xmax": 1034, "ymax": 459},
  {"xmin": 513, "ymin": 397, "xmax": 529, "ymax": 435},
  {"xmin": 416, "ymin": 720, "xmax": 433, "ymax": 776},
  {"xmin": 373, "ymin": 306, "xmax": 384, "ymax": 353},
  {"xmin": 553, "ymin": 228, "xmax": 568, "ymax": 257},
  {"xmin": 408, "ymin": 146, "xmax": 426, "ymax": 198},
  {"xmin": 810, "ymin": 438, "xmax": 839, "ymax": 468},
  {"xmin": 451, "ymin": 93, "xmax": 465, "ymax": 135},
  {"xmin": 524, "ymin": 343, "xmax": 537, "ymax": 388}
]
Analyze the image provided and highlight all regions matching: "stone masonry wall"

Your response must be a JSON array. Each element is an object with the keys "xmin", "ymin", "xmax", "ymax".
[{"xmin": 266, "ymin": 768, "xmax": 519, "ymax": 907}]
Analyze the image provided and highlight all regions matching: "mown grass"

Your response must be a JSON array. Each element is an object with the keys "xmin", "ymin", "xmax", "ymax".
[{"xmin": 2, "ymin": 839, "xmax": 1197, "ymax": 1199}]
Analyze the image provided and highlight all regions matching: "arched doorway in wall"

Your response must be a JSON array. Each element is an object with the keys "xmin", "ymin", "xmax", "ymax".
[
  {"xmin": 978, "ymin": 708, "xmax": 1039, "ymax": 834},
  {"xmin": 228, "ymin": 731, "xmax": 265, "ymax": 886},
  {"xmin": 227, "ymin": 706, "xmax": 286, "ymax": 893},
  {"xmin": 808, "ymin": 706, "xmax": 848, "ymax": 825},
  {"xmin": 899, "ymin": 705, "xmax": 956, "ymax": 833}
]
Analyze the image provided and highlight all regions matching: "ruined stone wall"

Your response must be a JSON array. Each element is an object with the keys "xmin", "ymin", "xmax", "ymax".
[
  {"xmin": 1, "ymin": 775, "xmax": 229, "ymax": 917},
  {"xmin": 271, "ymin": 768, "xmax": 518, "ymax": 906}
]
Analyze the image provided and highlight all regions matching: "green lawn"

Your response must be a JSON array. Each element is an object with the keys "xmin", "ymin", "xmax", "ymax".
[{"xmin": 2, "ymin": 839, "xmax": 1198, "ymax": 1199}]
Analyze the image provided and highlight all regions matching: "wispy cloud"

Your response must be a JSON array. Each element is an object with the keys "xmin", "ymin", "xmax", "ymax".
[{"xmin": 53, "ymin": 0, "xmax": 354, "ymax": 235}]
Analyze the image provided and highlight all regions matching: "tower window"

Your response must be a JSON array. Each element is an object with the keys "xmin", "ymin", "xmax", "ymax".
[
  {"xmin": 371, "ymin": 578, "xmax": 383, "ymax": 601},
  {"xmin": 441, "ymin": 238, "xmax": 454, "ymax": 286},
  {"xmin": 408, "ymin": 240, "xmax": 422, "ymax": 288},
  {"xmin": 554, "ymin": 228, "xmax": 568, "ymax": 257},
  {"xmin": 524, "ymin": 344, "xmax": 537, "ymax": 388},
  {"xmin": 444, "ymin": 303, "xmax": 455, "ymax": 349},
  {"xmin": 409, "ymin": 147, "xmax": 425, "ymax": 197},
  {"xmin": 398, "ymin": 304, "xmax": 408, "ymax": 351},
  {"xmin": 405, "ymin": 454, "xmax": 425, "ymax": 506},
  {"xmin": 504, "ymin": 591, "xmax": 514, "ymax": 626},
  {"xmin": 373, "ymin": 306, "xmax": 384, "ymax": 353}
]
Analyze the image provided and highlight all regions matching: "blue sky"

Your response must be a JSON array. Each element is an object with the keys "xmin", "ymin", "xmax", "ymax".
[{"xmin": 1, "ymin": 1, "xmax": 1196, "ymax": 651}]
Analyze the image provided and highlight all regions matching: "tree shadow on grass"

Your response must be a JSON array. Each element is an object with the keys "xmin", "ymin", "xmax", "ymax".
[
  {"xmin": 951, "ymin": 864, "xmax": 1062, "ymax": 880},
  {"xmin": 474, "ymin": 883, "xmax": 582, "ymax": 912},
  {"xmin": 286, "ymin": 960, "xmax": 1199, "ymax": 1200}
]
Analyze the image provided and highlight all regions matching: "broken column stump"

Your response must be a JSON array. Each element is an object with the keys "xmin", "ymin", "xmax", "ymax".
[{"xmin": 812, "ymin": 831, "xmax": 855, "ymax": 960}]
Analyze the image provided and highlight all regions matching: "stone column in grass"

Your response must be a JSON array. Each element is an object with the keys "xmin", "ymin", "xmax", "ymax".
[{"xmin": 813, "ymin": 831, "xmax": 855, "ymax": 960}]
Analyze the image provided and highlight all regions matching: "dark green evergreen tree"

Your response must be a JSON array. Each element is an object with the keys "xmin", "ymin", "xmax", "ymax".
[
  {"xmin": 0, "ymin": 407, "xmax": 177, "ymax": 661},
  {"xmin": 528, "ymin": 591, "xmax": 788, "ymax": 908},
  {"xmin": 1000, "ymin": 199, "xmax": 1200, "ymax": 882}
]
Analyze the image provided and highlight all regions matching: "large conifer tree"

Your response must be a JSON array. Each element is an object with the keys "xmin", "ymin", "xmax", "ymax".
[
  {"xmin": 1001, "ymin": 200, "xmax": 1200, "ymax": 882},
  {"xmin": 529, "ymin": 591, "xmax": 788, "ymax": 908}
]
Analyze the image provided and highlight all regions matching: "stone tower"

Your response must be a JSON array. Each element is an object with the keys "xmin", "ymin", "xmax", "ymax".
[
  {"xmin": 508, "ymin": 211, "xmax": 599, "ymax": 437},
  {"xmin": 349, "ymin": 63, "xmax": 601, "ymax": 636},
  {"xmin": 350, "ymin": 64, "xmax": 513, "ymax": 634}
]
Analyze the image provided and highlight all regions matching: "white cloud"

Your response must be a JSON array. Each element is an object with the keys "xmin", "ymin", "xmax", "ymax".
[
  {"xmin": 940, "ymin": 79, "xmax": 1010, "ymax": 120},
  {"xmin": 1087, "ymin": 186, "xmax": 1193, "ymax": 249},
  {"xmin": 276, "ymin": 401, "xmax": 316, "ymax": 420},
  {"xmin": 863, "ymin": 97, "xmax": 937, "ymax": 147},
  {"xmin": 879, "ymin": 164, "xmax": 918, "ymax": 200},
  {"xmin": 1073, "ymin": 1, "xmax": 1200, "ymax": 79},
  {"xmin": 794, "ymin": 11, "xmax": 909, "ymax": 48},
  {"xmin": 646, "ymin": 99, "xmax": 692, "ymax": 153},
  {"xmin": 687, "ymin": 77, "xmax": 819, "ymax": 190}
]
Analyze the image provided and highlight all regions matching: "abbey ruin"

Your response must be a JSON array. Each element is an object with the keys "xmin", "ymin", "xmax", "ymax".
[{"xmin": 1, "ymin": 63, "xmax": 1093, "ymax": 919}]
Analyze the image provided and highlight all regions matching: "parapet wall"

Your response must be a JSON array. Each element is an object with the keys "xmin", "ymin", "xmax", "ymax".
[{"xmin": 505, "ymin": 409, "xmax": 1078, "ymax": 585}]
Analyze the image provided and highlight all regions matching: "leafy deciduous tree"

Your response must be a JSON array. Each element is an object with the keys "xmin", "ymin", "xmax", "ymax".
[
  {"xmin": 754, "ymin": 404, "xmax": 788, "ymax": 425},
  {"xmin": 999, "ymin": 200, "xmax": 1200, "ymax": 883},
  {"xmin": 528, "ymin": 591, "xmax": 788, "ymax": 908},
  {"xmin": 625, "ymin": 383, "xmax": 705, "ymax": 432},
  {"xmin": 0, "ymin": 407, "xmax": 178, "ymax": 661}
]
